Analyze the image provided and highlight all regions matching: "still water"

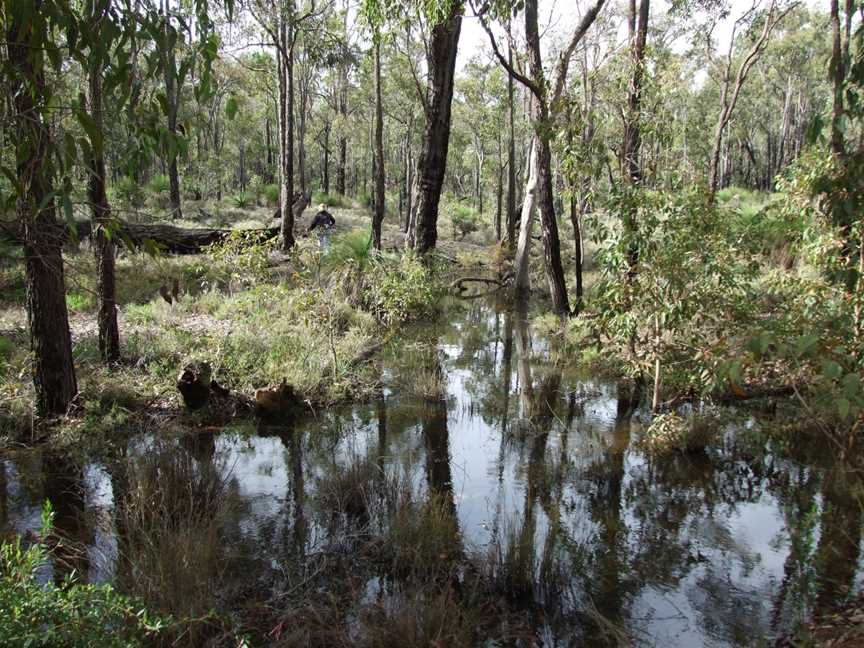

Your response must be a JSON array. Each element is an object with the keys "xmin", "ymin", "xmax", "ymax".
[{"xmin": 2, "ymin": 297, "xmax": 862, "ymax": 646}]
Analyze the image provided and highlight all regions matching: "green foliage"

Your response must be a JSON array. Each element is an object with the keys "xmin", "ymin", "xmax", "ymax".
[
  {"xmin": 262, "ymin": 184, "xmax": 280, "ymax": 206},
  {"xmin": 640, "ymin": 412, "xmax": 716, "ymax": 454},
  {"xmin": 593, "ymin": 189, "xmax": 754, "ymax": 395},
  {"xmin": 448, "ymin": 202, "xmax": 481, "ymax": 240},
  {"xmin": 200, "ymin": 229, "xmax": 276, "ymax": 286},
  {"xmin": 112, "ymin": 176, "xmax": 145, "ymax": 207},
  {"xmin": 230, "ymin": 191, "xmax": 252, "ymax": 209},
  {"xmin": 65, "ymin": 291, "xmax": 94, "ymax": 312},
  {"xmin": 312, "ymin": 192, "xmax": 349, "ymax": 208},
  {"xmin": 147, "ymin": 174, "xmax": 170, "ymax": 195},
  {"xmin": 0, "ymin": 502, "xmax": 166, "ymax": 647},
  {"xmin": 325, "ymin": 229, "xmax": 373, "ymax": 272},
  {"xmin": 366, "ymin": 254, "xmax": 441, "ymax": 326}
]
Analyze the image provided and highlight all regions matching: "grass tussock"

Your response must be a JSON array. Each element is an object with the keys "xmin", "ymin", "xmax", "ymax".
[{"xmin": 118, "ymin": 441, "xmax": 240, "ymax": 646}]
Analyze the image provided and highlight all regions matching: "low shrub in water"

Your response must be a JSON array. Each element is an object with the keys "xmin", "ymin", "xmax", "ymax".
[{"xmin": 0, "ymin": 502, "xmax": 166, "ymax": 647}]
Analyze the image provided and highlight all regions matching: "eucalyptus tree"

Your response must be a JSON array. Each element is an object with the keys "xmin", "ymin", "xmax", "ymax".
[
  {"xmin": 405, "ymin": 1, "xmax": 464, "ymax": 254},
  {"xmin": 2, "ymin": 0, "xmax": 79, "ymax": 414},
  {"xmin": 84, "ymin": 0, "xmax": 121, "ymax": 362},
  {"xmin": 249, "ymin": 0, "xmax": 297, "ymax": 249},
  {"xmin": 372, "ymin": 33, "xmax": 385, "ymax": 249},
  {"xmin": 475, "ymin": 0, "xmax": 607, "ymax": 315},
  {"xmin": 362, "ymin": 0, "xmax": 464, "ymax": 255},
  {"xmin": 703, "ymin": 0, "xmax": 796, "ymax": 202}
]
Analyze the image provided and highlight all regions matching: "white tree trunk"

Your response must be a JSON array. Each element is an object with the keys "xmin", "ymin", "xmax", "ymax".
[{"xmin": 513, "ymin": 138, "xmax": 538, "ymax": 295}]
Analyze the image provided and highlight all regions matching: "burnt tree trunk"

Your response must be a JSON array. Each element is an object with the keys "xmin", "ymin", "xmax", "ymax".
[
  {"xmin": 525, "ymin": 0, "xmax": 569, "ymax": 315},
  {"xmin": 9, "ymin": 5, "xmax": 78, "ymax": 415},
  {"xmin": 277, "ymin": 2, "xmax": 296, "ymax": 250},
  {"xmin": 406, "ymin": 4, "xmax": 462, "ymax": 254},
  {"xmin": 372, "ymin": 39, "xmax": 385, "ymax": 250},
  {"xmin": 88, "ymin": 0, "xmax": 120, "ymax": 363}
]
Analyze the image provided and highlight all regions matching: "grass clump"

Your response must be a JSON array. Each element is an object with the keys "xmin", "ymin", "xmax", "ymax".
[
  {"xmin": 0, "ymin": 501, "xmax": 167, "ymax": 647},
  {"xmin": 118, "ymin": 442, "xmax": 239, "ymax": 646},
  {"xmin": 230, "ymin": 191, "xmax": 253, "ymax": 209}
]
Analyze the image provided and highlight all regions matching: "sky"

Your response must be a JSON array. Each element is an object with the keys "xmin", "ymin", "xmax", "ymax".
[{"xmin": 454, "ymin": 0, "xmax": 820, "ymax": 71}]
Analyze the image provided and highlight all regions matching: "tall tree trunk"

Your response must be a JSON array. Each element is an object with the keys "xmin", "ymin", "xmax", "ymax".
[
  {"xmin": 406, "ymin": 5, "xmax": 463, "ymax": 254},
  {"xmin": 277, "ymin": 3, "xmax": 296, "ymax": 250},
  {"xmin": 9, "ymin": 4, "xmax": 78, "ymax": 415},
  {"xmin": 496, "ymin": 132, "xmax": 503, "ymax": 241},
  {"xmin": 322, "ymin": 122, "xmax": 330, "ymax": 193},
  {"xmin": 506, "ymin": 38, "xmax": 518, "ymax": 247},
  {"xmin": 622, "ymin": 0, "xmax": 649, "ymax": 280},
  {"xmin": 88, "ymin": 0, "xmax": 120, "ymax": 363},
  {"xmin": 404, "ymin": 127, "xmax": 414, "ymax": 233},
  {"xmin": 265, "ymin": 116, "xmax": 274, "ymax": 180},
  {"xmin": 372, "ymin": 39, "xmax": 385, "ymax": 250},
  {"xmin": 298, "ymin": 74, "xmax": 308, "ymax": 195},
  {"xmin": 514, "ymin": 139, "xmax": 538, "ymax": 295},
  {"xmin": 623, "ymin": 0, "xmax": 649, "ymax": 183},
  {"xmin": 336, "ymin": 2, "xmax": 348, "ymax": 196},
  {"xmin": 707, "ymin": 0, "xmax": 781, "ymax": 202},
  {"xmin": 570, "ymin": 193, "xmax": 584, "ymax": 314},
  {"xmin": 162, "ymin": 11, "xmax": 182, "ymax": 219},
  {"xmin": 830, "ymin": 0, "xmax": 845, "ymax": 158},
  {"xmin": 524, "ymin": 0, "xmax": 569, "ymax": 315}
]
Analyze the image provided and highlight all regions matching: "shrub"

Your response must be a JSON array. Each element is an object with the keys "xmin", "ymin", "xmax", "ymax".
[
  {"xmin": 450, "ymin": 203, "xmax": 480, "ymax": 240},
  {"xmin": 366, "ymin": 253, "xmax": 440, "ymax": 326},
  {"xmin": 0, "ymin": 502, "xmax": 166, "ymax": 647},
  {"xmin": 112, "ymin": 175, "xmax": 144, "ymax": 207},
  {"xmin": 147, "ymin": 174, "xmax": 170, "ymax": 195},
  {"xmin": 65, "ymin": 291, "xmax": 94, "ymax": 312},
  {"xmin": 202, "ymin": 229, "xmax": 276, "ymax": 286},
  {"xmin": 312, "ymin": 192, "xmax": 348, "ymax": 208},
  {"xmin": 639, "ymin": 412, "xmax": 715, "ymax": 454},
  {"xmin": 262, "ymin": 184, "xmax": 280, "ymax": 206}
]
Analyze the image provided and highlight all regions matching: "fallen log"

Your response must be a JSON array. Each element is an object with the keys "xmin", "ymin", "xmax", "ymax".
[
  {"xmin": 76, "ymin": 220, "xmax": 282, "ymax": 254},
  {"xmin": 1, "ymin": 195, "xmax": 311, "ymax": 254},
  {"xmin": 451, "ymin": 276, "xmax": 502, "ymax": 293}
]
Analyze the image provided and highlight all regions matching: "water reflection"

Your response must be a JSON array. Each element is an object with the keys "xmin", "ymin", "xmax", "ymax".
[{"xmin": 2, "ymin": 297, "xmax": 863, "ymax": 647}]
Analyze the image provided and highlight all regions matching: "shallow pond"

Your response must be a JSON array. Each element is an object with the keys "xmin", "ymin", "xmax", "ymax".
[{"xmin": 2, "ymin": 297, "xmax": 863, "ymax": 646}]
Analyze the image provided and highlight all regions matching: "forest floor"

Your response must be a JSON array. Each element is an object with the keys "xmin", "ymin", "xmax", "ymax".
[{"xmin": 0, "ymin": 196, "xmax": 533, "ymax": 449}]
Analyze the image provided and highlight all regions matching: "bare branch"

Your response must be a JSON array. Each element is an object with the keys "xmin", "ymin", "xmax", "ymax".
[
  {"xmin": 551, "ymin": 0, "xmax": 608, "ymax": 104},
  {"xmin": 469, "ymin": 0, "xmax": 542, "ymax": 99}
]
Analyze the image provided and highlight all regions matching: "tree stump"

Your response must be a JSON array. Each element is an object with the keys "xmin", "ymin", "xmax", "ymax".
[
  {"xmin": 254, "ymin": 379, "xmax": 302, "ymax": 419},
  {"xmin": 176, "ymin": 361, "xmax": 215, "ymax": 410}
]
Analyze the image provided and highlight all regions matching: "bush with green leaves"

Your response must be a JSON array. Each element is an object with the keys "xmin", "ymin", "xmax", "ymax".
[
  {"xmin": 366, "ymin": 253, "xmax": 441, "ymax": 326},
  {"xmin": 111, "ymin": 175, "xmax": 144, "ymax": 207},
  {"xmin": 261, "ymin": 184, "xmax": 280, "ymax": 206},
  {"xmin": 146, "ymin": 174, "xmax": 170, "ymax": 195},
  {"xmin": 449, "ymin": 202, "xmax": 480, "ymax": 240},
  {"xmin": 312, "ymin": 192, "xmax": 348, "ymax": 208},
  {"xmin": 199, "ymin": 229, "xmax": 276, "ymax": 287},
  {"xmin": 592, "ymin": 188, "xmax": 755, "ymax": 397},
  {"xmin": 0, "ymin": 502, "xmax": 167, "ymax": 647}
]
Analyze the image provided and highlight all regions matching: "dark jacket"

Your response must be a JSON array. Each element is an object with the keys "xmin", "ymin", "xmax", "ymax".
[{"xmin": 308, "ymin": 209, "xmax": 335, "ymax": 232}]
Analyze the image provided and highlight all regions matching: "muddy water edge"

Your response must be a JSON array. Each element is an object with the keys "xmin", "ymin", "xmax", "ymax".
[{"xmin": 2, "ymin": 296, "xmax": 863, "ymax": 647}]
